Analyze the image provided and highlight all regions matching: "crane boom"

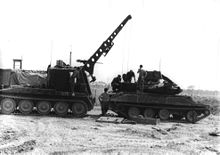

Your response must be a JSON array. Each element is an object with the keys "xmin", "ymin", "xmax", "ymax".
[{"xmin": 78, "ymin": 15, "xmax": 132, "ymax": 82}]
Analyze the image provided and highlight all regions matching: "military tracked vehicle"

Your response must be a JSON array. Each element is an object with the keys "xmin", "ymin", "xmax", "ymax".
[
  {"xmin": 0, "ymin": 15, "xmax": 132, "ymax": 117},
  {"xmin": 108, "ymin": 71, "xmax": 210, "ymax": 123}
]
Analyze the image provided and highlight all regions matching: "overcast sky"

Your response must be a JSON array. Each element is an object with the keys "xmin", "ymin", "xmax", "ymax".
[{"xmin": 0, "ymin": 0, "xmax": 220, "ymax": 91}]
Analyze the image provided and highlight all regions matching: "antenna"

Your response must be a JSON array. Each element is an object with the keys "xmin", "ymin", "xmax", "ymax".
[
  {"xmin": 121, "ymin": 50, "xmax": 124, "ymax": 75},
  {"xmin": 126, "ymin": 21, "xmax": 132, "ymax": 72},
  {"xmin": 69, "ymin": 45, "xmax": 72, "ymax": 66},
  {"xmin": 159, "ymin": 58, "xmax": 163, "ymax": 79},
  {"xmin": 69, "ymin": 51, "xmax": 72, "ymax": 66},
  {"xmin": 50, "ymin": 40, "xmax": 53, "ymax": 65}
]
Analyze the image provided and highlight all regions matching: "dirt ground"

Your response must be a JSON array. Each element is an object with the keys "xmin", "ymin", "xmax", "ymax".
[{"xmin": 0, "ymin": 106, "xmax": 219, "ymax": 155}]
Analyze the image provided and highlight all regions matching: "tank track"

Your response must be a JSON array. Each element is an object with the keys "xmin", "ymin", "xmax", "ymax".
[
  {"xmin": 0, "ymin": 94, "xmax": 91, "ymax": 118},
  {"xmin": 1, "ymin": 109, "xmax": 75, "ymax": 118},
  {"xmin": 109, "ymin": 103, "xmax": 211, "ymax": 123}
]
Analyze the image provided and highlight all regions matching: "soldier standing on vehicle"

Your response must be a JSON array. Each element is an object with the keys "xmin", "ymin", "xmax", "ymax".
[
  {"xmin": 98, "ymin": 88, "xmax": 110, "ymax": 116},
  {"xmin": 137, "ymin": 65, "xmax": 146, "ymax": 90}
]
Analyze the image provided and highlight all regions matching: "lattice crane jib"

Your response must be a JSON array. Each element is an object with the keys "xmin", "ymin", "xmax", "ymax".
[{"xmin": 77, "ymin": 15, "xmax": 132, "ymax": 82}]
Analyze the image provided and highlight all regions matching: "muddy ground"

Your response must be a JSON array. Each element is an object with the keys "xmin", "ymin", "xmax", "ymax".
[{"xmin": 0, "ymin": 106, "xmax": 219, "ymax": 155}]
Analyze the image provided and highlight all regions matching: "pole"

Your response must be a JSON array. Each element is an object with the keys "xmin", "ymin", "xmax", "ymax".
[{"xmin": 69, "ymin": 51, "xmax": 72, "ymax": 66}]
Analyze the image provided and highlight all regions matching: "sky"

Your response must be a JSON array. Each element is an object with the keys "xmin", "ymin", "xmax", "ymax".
[{"xmin": 0, "ymin": 0, "xmax": 220, "ymax": 91}]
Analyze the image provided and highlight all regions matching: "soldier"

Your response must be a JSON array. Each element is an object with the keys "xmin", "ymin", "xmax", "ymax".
[
  {"xmin": 98, "ymin": 88, "xmax": 110, "ymax": 116},
  {"xmin": 46, "ymin": 64, "xmax": 51, "ymax": 87},
  {"xmin": 137, "ymin": 65, "xmax": 146, "ymax": 90},
  {"xmin": 69, "ymin": 69, "xmax": 80, "ymax": 94},
  {"xmin": 122, "ymin": 73, "xmax": 128, "ymax": 83},
  {"xmin": 126, "ymin": 70, "xmax": 136, "ymax": 83},
  {"xmin": 111, "ymin": 75, "xmax": 121, "ymax": 92}
]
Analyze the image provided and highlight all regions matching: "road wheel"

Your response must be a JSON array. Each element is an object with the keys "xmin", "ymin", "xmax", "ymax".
[
  {"xmin": 143, "ymin": 108, "xmax": 155, "ymax": 118},
  {"xmin": 72, "ymin": 102, "xmax": 88, "ymax": 117},
  {"xmin": 186, "ymin": 110, "xmax": 197, "ymax": 123},
  {"xmin": 36, "ymin": 101, "xmax": 51, "ymax": 115},
  {"xmin": 54, "ymin": 102, "xmax": 69, "ymax": 116},
  {"xmin": 159, "ymin": 109, "xmax": 170, "ymax": 120},
  {"xmin": 128, "ymin": 107, "xmax": 140, "ymax": 118},
  {"xmin": 18, "ymin": 100, "xmax": 33, "ymax": 114},
  {"xmin": 1, "ymin": 98, "xmax": 16, "ymax": 114},
  {"xmin": 204, "ymin": 110, "xmax": 210, "ymax": 116}
]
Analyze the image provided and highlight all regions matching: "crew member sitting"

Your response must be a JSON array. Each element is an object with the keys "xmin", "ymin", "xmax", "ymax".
[
  {"xmin": 122, "ymin": 73, "xmax": 128, "ymax": 83},
  {"xmin": 111, "ymin": 75, "xmax": 121, "ymax": 92},
  {"xmin": 126, "ymin": 70, "xmax": 136, "ymax": 83}
]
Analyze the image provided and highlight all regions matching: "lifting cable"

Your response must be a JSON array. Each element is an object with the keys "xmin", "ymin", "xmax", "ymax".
[
  {"xmin": 121, "ymin": 20, "xmax": 132, "ymax": 75},
  {"xmin": 126, "ymin": 19, "xmax": 132, "ymax": 72}
]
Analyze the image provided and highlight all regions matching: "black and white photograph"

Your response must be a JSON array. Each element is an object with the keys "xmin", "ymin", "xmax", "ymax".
[{"xmin": 0, "ymin": 0, "xmax": 219, "ymax": 154}]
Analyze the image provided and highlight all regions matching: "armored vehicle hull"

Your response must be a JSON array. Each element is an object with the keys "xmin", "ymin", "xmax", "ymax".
[
  {"xmin": 0, "ymin": 86, "xmax": 94, "ymax": 117},
  {"xmin": 108, "ymin": 92, "xmax": 210, "ymax": 123}
]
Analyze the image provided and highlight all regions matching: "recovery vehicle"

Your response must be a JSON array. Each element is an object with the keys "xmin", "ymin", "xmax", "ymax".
[{"xmin": 0, "ymin": 15, "xmax": 132, "ymax": 117}]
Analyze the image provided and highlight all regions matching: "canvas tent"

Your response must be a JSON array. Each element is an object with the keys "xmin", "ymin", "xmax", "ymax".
[{"xmin": 0, "ymin": 69, "xmax": 47, "ymax": 88}]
